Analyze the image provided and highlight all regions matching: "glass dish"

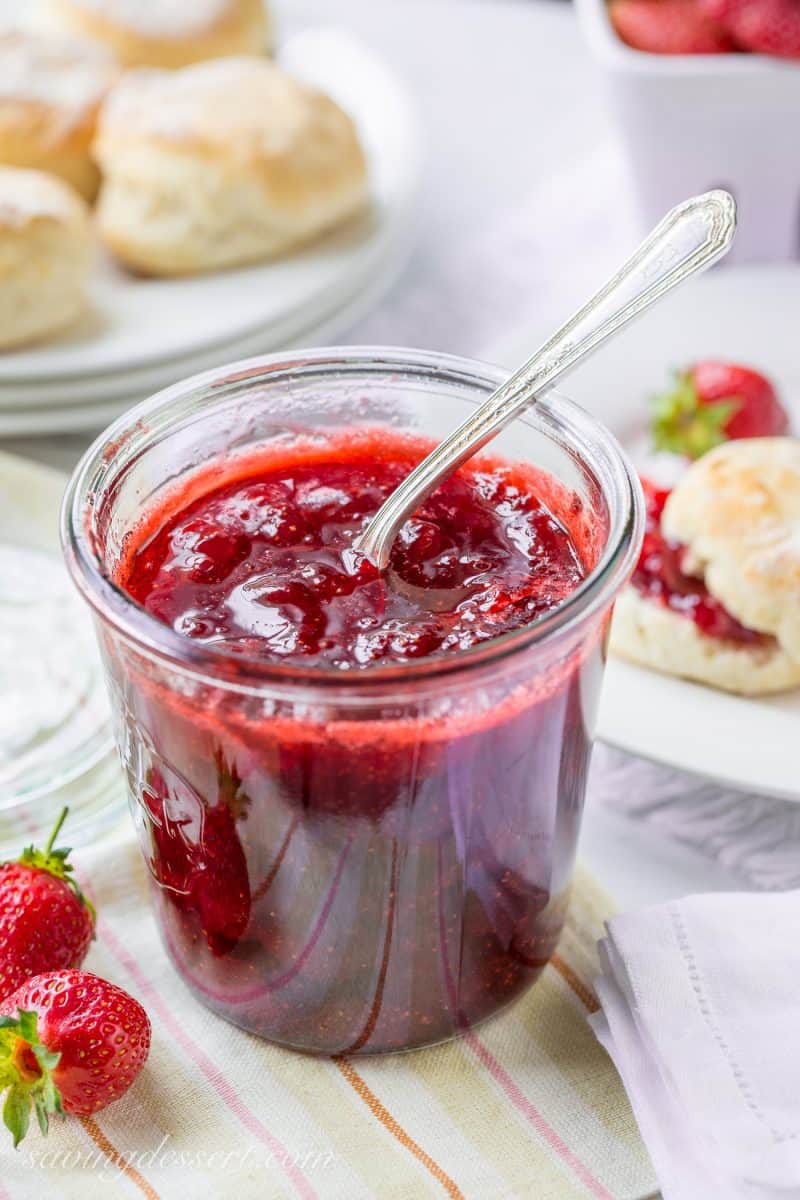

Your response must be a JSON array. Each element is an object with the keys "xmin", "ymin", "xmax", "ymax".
[
  {"xmin": 0, "ymin": 450, "xmax": 123, "ymax": 856},
  {"xmin": 62, "ymin": 348, "xmax": 643, "ymax": 1054}
]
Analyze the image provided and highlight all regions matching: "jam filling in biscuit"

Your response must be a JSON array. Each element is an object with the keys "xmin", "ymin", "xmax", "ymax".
[{"xmin": 632, "ymin": 478, "xmax": 769, "ymax": 645}]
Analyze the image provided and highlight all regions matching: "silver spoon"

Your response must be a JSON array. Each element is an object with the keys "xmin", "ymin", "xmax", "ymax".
[{"xmin": 356, "ymin": 189, "xmax": 736, "ymax": 571}]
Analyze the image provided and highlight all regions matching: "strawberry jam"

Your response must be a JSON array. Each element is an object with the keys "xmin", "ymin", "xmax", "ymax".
[
  {"xmin": 123, "ymin": 433, "xmax": 585, "ymax": 669},
  {"xmin": 113, "ymin": 429, "xmax": 607, "ymax": 1052},
  {"xmin": 632, "ymin": 478, "xmax": 764, "ymax": 644}
]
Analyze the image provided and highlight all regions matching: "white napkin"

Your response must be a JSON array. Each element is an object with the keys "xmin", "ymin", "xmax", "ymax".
[{"xmin": 590, "ymin": 892, "xmax": 800, "ymax": 1200}]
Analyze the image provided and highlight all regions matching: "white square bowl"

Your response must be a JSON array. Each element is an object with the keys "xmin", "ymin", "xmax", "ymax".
[{"xmin": 575, "ymin": 0, "xmax": 800, "ymax": 262}]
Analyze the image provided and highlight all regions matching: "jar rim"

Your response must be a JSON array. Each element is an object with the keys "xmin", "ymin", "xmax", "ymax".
[{"xmin": 61, "ymin": 346, "xmax": 644, "ymax": 689}]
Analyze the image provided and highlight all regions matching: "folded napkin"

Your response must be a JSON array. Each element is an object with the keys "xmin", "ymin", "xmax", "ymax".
[
  {"xmin": 591, "ymin": 892, "xmax": 800, "ymax": 1200},
  {"xmin": 1, "ymin": 826, "xmax": 655, "ymax": 1200}
]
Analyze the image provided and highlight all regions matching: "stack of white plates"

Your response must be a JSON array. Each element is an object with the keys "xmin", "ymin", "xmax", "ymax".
[{"xmin": 0, "ymin": 29, "xmax": 421, "ymax": 436}]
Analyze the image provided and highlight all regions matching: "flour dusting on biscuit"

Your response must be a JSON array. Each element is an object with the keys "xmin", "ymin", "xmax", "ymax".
[{"xmin": 93, "ymin": 57, "xmax": 369, "ymax": 275}]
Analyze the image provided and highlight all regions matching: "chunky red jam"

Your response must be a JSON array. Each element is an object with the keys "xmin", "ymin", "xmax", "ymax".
[
  {"xmin": 123, "ymin": 435, "xmax": 585, "ymax": 668},
  {"xmin": 632, "ymin": 478, "xmax": 764, "ymax": 644},
  {"xmin": 113, "ymin": 430, "xmax": 605, "ymax": 1052}
]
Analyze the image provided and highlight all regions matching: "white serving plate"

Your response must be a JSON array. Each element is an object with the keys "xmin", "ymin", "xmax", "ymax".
[
  {"xmin": 0, "ymin": 232, "xmax": 412, "ymax": 435},
  {"xmin": 487, "ymin": 263, "xmax": 800, "ymax": 802},
  {"xmin": 0, "ymin": 28, "xmax": 420, "ymax": 384},
  {"xmin": 0, "ymin": 209, "xmax": 414, "ymax": 409}
]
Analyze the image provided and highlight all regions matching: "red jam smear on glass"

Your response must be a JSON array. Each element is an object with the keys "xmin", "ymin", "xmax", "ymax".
[
  {"xmin": 116, "ymin": 430, "xmax": 602, "ymax": 1052},
  {"xmin": 632, "ymin": 477, "xmax": 765, "ymax": 644}
]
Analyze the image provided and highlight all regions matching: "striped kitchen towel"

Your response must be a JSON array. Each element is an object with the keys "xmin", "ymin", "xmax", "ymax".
[{"xmin": 0, "ymin": 831, "xmax": 656, "ymax": 1200}]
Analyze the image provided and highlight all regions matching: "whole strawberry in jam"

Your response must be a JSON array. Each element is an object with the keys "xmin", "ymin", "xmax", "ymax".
[
  {"xmin": 609, "ymin": 0, "xmax": 735, "ymax": 53},
  {"xmin": 0, "ymin": 970, "xmax": 150, "ymax": 1145},
  {"xmin": 0, "ymin": 809, "xmax": 95, "ymax": 1002},
  {"xmin": 651, "ymin": 362, "xmax": 789, "ymax": 459},
  {"xmin": 143, "ymin": 753, "xmax": 251, "ymax": 957},
  {"xmin": 703, "ymin": 0, "xmax": 800, "ymax": 57}
]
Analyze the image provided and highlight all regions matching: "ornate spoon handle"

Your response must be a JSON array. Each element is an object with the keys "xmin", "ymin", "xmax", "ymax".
[{"xmin": 356, "ymin": 189, "xmax": 736, "ymax": 570}]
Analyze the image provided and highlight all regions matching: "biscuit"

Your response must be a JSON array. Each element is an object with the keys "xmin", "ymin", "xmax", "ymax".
[
  {"xmin": 35, "ymin": 0, "xmax": 271, "ymax": 69},
  {"xmin": 0, "ymin": 166, "xmax": 91, "ymax": 349},
  {"xmin": 0, "ymin": 31, "xmax": 117, "ymax": 201},
  {"xmin": 662, "ymin": 438, "xmax": 800, "ymax": 665},
  {"xmin": 610, "ymin": 586, "xmax": 800, "ymax": 696},
  {"xmin": 93, "ymin": 57, "xmax": 369, "ymax": 275}
]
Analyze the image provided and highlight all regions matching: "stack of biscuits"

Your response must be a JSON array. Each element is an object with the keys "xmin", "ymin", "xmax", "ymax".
[{"xmin": 0, "ymin": 1, "xmax": 369, "ymax": 348}]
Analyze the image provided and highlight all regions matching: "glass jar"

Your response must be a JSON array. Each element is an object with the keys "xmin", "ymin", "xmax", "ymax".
[{"xmin": 62, "ymin": 348, "xmax": 642, "ymax": 1054}]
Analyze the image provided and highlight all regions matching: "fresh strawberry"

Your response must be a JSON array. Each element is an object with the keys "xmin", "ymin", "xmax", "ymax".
[
  {"xmin": 651, "ymin": 361, "xmax": 789, "ymax": 459},
  {"xmin": 704, "ymin": 0, "xmax": 800, "ymax": 57},
  {"xmin": 609, "ymin": 0, "xmax": 735, "ymax": 53},
  {"xmin": 0, "ymin": 970, "xmax": 150, "ymax": 1146},
  {"xmin": 0, "ymin": 809, "xmax": 95, "ymax": 1002},
  {"xmin": 143, "ymin": 751, "xmax": 250, "ymax": 957}
]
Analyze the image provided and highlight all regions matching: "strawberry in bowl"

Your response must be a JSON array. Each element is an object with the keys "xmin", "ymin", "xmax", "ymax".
[
  {"xmin": 610, "ymin": 0, "xmax": 735, "ymax": 53},
  {"xmin": 703, "ymin": 0, "xmax": 800, "ymax": 57},
  {"xmin": 577, "ymin": 0, "xmax": 800, "ymax": 260},
  {"xmin": 608, "ymin": 0, "xmax": 800, "ymax": 57}
]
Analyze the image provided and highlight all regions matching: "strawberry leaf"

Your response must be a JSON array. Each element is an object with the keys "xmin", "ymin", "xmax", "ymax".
[
  {"xmin": 33, "ymin": 1093, "xmax": 50, "ymax": 1137},
  {"xmin": 5, "ymin": 808, "xmax": 96, "ymax": 925},
  {"xmin": 31, "ymin": 1044, "xmax": 60, "ymax": 1072},
  {"xmin": 651, "ymin": 370, "xmax": 741, "ymax": 460},
  {"xmin": 17, "ymin": 1012, "xmax": 37, "ymax": 1045},
  {"xmin": 213, "ymin": 750, "xmax": 249, "ymax": 820},
  {"xmin": 0, "ymin": 1010, "xmax": 63, "ymax": 1148},
  {"xmin": 4, "ymin": 1087, "xmax": 30, "ymax": 1149}
]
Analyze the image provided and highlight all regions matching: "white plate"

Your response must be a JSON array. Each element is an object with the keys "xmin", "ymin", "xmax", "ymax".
[
  {"xmin": 0, "ymin": 206, "xmax": 414, "ymax": 407},
  {"xmin": 0, "ymin": 228, "xmax": 413, "ymax": 435},
  {"xmin": 0, "ymin": 199, "xmax": 414, "ymax": 418},
  {"xmin": 0, "ymin": 28, "xmax": 420, "ymax": 384},
  {"xmin": 487, "ymin": 263, "xmax": 800, "ymax": 801}
]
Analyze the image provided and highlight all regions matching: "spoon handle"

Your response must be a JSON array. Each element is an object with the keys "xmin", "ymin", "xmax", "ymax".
[{"xmin": 357, "ymin": 189, "xmax": 736, "ymax": 570}]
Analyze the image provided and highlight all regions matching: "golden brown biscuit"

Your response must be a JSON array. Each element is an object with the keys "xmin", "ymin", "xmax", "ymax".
[
  {"xmin": 610, "ymin": 587, "xmax": 800, "ymax": 696},
  {"xmin": 35, "ymin": 0, "xmax": 271, "ymax": 69},
  {"xmin": 0, "ymin": 31, "xmax": 117, "ymax": 202},
  {"xmin": 93, "ymin": 57, "xmax": 369, "ymax": 276},
  {"xmin": 611, "ymin": 438, "xmax": 800, "ymax": 695},
  {"xmin": 0, "ymin": 166, "xmax": 92, "ymax": 349},
  {"xmin": 662, "ymin": 438, "xmax": 800, "ymax": 664}
]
